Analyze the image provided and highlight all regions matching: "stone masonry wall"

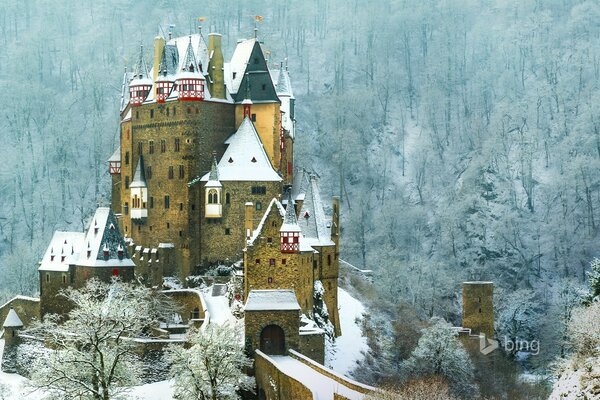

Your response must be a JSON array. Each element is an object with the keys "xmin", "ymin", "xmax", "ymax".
[
  {"xmin": 0, "ymin": 297, "xmax": 40, "ymax": 327},
  {"xmin": 245, "ymin": 309, "xmax": 299, "ymax": 356},
  {"xmin": 199, "ymin": 181, "xmax": 281, "ymax": 267},
  {"xmin": 243, "ymin": 204, "xmax": 314, "ymax": 315},
  {"xmin": 121, "ymin": 100, "xmax": 235, "ymax": 277},
  {"xmin": 254, "ymin": 350, "xmax": 313, "ymax": 400}
]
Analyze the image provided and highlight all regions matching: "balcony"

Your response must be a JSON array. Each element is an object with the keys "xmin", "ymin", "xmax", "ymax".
[
  {"xmin": 131, "ymin": 208, "xmax": 148, "ymax": 223},
  {"xmin": 205, "ymin": 204, "xmax": 222, "ymax": 218}
]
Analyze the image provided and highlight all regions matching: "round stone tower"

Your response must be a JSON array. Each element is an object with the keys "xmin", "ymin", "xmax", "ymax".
[{"xmin": 2, "ymin": 307, "xmax": 23, "ymax": 373}]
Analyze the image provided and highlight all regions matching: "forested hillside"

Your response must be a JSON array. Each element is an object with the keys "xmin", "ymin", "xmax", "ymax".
[{"xmin": 1, "ymin": 0, "xmax": 599, "ymax": 388}]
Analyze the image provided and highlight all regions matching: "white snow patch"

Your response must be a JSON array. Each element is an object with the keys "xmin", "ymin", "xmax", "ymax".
[
  {"xmin": 0, "ymin": 339, "xmax": 175, "ymax": 399},
  {"xmin": 201, "ymin": 286, "xmax": 234, "ymax": 325},
  {"xmin": 325, "ymin": 288, "xmax": 368, "ymax": 376}
]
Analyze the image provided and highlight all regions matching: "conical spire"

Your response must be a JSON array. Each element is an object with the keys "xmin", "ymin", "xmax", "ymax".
[
  {"xmin": 133, "ymin": 45, "xmax": 149, "ymax": 79},
  {"xmin": 181, "ymin": 36, "xmax": 199, "ymax": 73},
  {"xmin": 158, "ymin": 45, "xmax": 169, "ymax": 77},
  {"xmin": 281, "ymin": 188, "xmax": 301, "ymax": 232},
  {"xmin": 130, "ymin": 155, "xmax": 147, "ymax": 188},
  {"xmin": 208, "ymin": 152, "xmax": 219, "ymax": 181}
]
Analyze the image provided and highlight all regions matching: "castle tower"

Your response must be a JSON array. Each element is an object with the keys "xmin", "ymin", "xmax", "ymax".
[
  {"xmin": 176, "ymin": 37, "xmax": 205, "ymax": 102},
  {"xmin": 462, "ymin": 281, "xmax": 494, "ymax": 338},
  {"xmin": 2, "ymin": 307, "xmax": 23, "ymax": 373},
  {"xmin": 129, "ymin": 155, "xmax": 148, "ymax": 223},
  {"xmin": 129, "ymin": 45, "xmax": 152, "ymax": 106}
]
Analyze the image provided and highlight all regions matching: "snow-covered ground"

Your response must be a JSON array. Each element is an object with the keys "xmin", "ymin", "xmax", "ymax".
[
  {"xmin": 326, "ymin": 287, "xmax": 369, "ymax": 375},
  {"xmin": 0, "ymin": 338, "xmax": 176, "ymax": 399},
  {"xmin": 201, "ymin": 286, "xmax": 235, "ymax": 325}
]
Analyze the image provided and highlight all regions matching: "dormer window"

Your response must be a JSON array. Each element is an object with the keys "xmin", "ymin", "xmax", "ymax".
[{"xmin": 251, "ymin": 156, "xmax": 257, "ymax": 163}]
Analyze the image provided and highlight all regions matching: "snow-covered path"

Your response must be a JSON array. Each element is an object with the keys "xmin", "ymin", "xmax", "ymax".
[
  {"xmin": 201, "ymin": 286, "xmax": 234, "ymax": 325},
  {"xmin": 270, "ymin": 355, "xmax": 367, "ymax": 400},
  {"xmin": 326, "ymin": 288, "xmax": 368, "ymax": 375}
]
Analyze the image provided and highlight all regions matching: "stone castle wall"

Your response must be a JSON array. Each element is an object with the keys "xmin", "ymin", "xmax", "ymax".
[{"xmin": 199, "ymin": 180, "xmax": 281, "ymax": 266}]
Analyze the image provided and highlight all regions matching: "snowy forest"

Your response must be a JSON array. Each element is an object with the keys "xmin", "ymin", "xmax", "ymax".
[{"xmin": 1, "ymin": 0, "xmax": 600, "ymax": 398}]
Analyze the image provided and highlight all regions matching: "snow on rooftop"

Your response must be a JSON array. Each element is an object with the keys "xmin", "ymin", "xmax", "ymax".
[
  {"xmin": 3, "ymin": 309, "xmax": 23, "ymax": 328},
  {"xmin": 245, "ymin": 289, "xmax": 301, "ymax": 311},
  {"xmin": 226, "ymin": 38, "xmax": 257, "ymax": 94},
  {"xmin": 77, "ymin": 208, "xmax": 135, "ymax": 268},
  {"xmin": 38, "ymin": 231, "xmax": 86, "ymax": 272},
  {"xmin": 247, "ymin": 198, "xmax": 286, "ymax": 246},
  {"xmin": 298, "ymin": 175, "xmax": 335, "ymax": 247},
  {"xmin": 200, "ymin": 118, "xmax": 281, "ymax": 182},
  {"xmin": 107, "ymin": 146, "xmax": 120, "ymax": 162}
]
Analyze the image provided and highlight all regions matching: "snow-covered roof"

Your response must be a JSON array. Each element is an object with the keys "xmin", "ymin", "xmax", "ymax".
[
  {"xmin": 130, "ymin": 155, "xmax": 147, "ymax": 188},
  {"xmin": 3, "ymin": 308, "xmax": 23, "ymax": 328},
  {"xmin": 77, "ymin": 207, "xmax": 135, "ymax": 268},
  {"xmin": 39, "ymin": 231, "xmax": 86, "ymax": 272},
  {"xmin": 275, "ymin": 65, "xmax": 294, "ymax": 98},
  {"xmin": 245, "ymin": 289, "xmax": 301, "ymax": 311},
  {"xmin": 248, "ymin": 198, "xmax": 286, "ymax": 246},
  {"xmin": 108, "ymin": 147, "xmax": 120, "ymax": 162},
  {"xmin": 226, "ymin": 38, "xmax": 257, "ymax": 94},
  {"xmin": 281, "ymin": 189, "xmax": 301, "ymax": 233},
  {"xmin": 200, "ymin": 118, "xmax": 282, "ymax": 182},
  {"xmin": 297, "ymin": 174, "xmax": 334, "ymax": 247}
]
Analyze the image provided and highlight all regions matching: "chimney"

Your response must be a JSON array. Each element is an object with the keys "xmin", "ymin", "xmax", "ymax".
[
  {"xmin": 152, "ymin": 36, "xmax": 166, "ymax": 85},
  {"xmin": 462, "ymin": 281, "xmax": 494, "ymax": 339},
  {"xmin": 207, "ymin": 33, "xmax": 225, "ymax": 99},
  {"xmin": 245, "ymin": 202, "xmax": 254, "ymax": 239}
]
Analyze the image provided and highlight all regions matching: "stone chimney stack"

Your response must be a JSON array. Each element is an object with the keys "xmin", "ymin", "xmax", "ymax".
[
  {"xmin": 245, "ymin": 202, "xmax": 254, "ymax": 239},
  {"xmin": 152, "ymin": 36, "xmax": 166, "ymax": 85},
  {"xmin": 207, "ymin": 33, "xmax": 225, "ymax": 99},
  {"xmin": 462, "ymin": 281, "xmax": 494, "ymax": 338}
]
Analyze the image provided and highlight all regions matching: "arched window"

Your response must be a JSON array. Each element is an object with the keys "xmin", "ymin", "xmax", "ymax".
[
  {"xmin": 225, "ymin": 193, "xmax": 230, "ymax": 205},
  {"xmin": 208, "ymin": 189, "xmax": 218, "ymax": 204}
]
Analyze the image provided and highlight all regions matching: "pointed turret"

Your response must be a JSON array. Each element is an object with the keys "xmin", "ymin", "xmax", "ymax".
[
  {"xmin": 156, "ymin": 45, "xmax": 175, "ymax": 103},
  {"xmin": 280, "ymin": 189, "xmax": 301, "ymax": 253},
  {"xmin": 205, "ymin": 153, "xmax": 222, "ymax": 219},
  {"xmin": 129, "ymin": 45, "xmax": 152, "ymax": 106},
  {"xmin": 176, "ymin": 36, "xmax": 205, "ymax": 102},
  {"xmin": 130, "ymin": 155, "xmax": 148, "ymax": 222}
]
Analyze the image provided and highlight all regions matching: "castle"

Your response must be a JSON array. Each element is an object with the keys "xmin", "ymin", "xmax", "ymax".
[
  {"xmin": 104, "ymin": 28, "xmax": 341, "ymax": 336},
  {"xmin": 0, "ymin": 28, "xmax": 360, "ymax": 398}
]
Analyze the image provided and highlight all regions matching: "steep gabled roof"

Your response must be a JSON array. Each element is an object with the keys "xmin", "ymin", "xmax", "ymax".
[
  {"xmin": 77, "ymin": 208, "xmax": 135, "ymax": 267},
  {"xmin": 195, "ymin": 32, "xmax": 209, "ymax": 73},
  {"xmin": 38, "ymin": 231, "xmax": 86, "ymax": 272},
  {"xmin": 130, "ymin": 155, "xmax": 147, "ymax": 188},
  {"xmin": 247, "ymin": 198, "xmax": 286, "ymax": 246},
  {"xmin": 200, "ymin": 118, "xmax": 281, "ymax": 182},
  {"xmin": 298, "ymin": 175, "xmax": 334, "ymax": 247},
  {"xmin": 227, "ymin": 38, "xmax": 257, "ymax": 94}
]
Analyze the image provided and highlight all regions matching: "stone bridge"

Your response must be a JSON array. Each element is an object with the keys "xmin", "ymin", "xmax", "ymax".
[{"xmin": 254, "ymin": 349, "xmax": 377, "ymax": 400}]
